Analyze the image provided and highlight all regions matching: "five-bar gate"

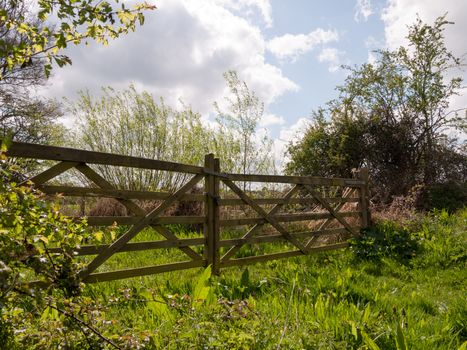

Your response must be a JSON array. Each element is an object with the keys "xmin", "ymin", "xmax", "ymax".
[{"xmin": 5, "ymin": 141, "xmax": 370, "ymax": 282}]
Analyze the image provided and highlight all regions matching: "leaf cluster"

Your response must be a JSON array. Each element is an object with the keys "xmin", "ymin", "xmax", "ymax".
[
  {"xmin": 0, "ymin": 0, "xmax": 156, "ymax": 78},
  {"xmin": 0, "ymin": 148, "xmax": 121, "ymax": 348}
]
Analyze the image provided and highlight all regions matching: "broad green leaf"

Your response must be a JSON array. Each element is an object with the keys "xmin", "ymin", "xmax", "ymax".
[
  {"xmin": 193, "ymin": 265, "xmax": 211, "ymax": 303},
  {"xmin": 361, "ymin": 331, "xmax": 381, "ymax": 350}
]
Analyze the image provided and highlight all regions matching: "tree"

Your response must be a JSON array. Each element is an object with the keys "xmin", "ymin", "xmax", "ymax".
[
  {"xmin": 287, "ymin": 16, "xmax": 466, "ymax": 203},
  {"xmin": 0, "ymin": 0, "xmax": 64, "ymax": 144},
  {"xmin": 0, "ymin": 0, "xmax": 156, "ymax": 79},
  {"xmin": 286, "ymin": 108, "xmax": 367, "ymax": 178},
  {"xmin": 72, "ymin": 85, "xmax": 240, "ymax": 191},
  {"xmin": 215, "ymin": 71, "xmax": 275, "ymax": 182}
]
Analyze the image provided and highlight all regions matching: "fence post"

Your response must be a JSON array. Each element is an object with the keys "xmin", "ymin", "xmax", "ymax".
[
  {"xmin": 204, "ymin": 154, "xmax": 221, "ymax": 275},
  {"xmin": 353, "ymin": 168, "xmax": 371, "ymax": 229}
]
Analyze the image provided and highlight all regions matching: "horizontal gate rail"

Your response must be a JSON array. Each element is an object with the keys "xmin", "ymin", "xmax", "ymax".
[{"xmin": 3, "ymin": 140, "xmax": 371, "ymax": 282}]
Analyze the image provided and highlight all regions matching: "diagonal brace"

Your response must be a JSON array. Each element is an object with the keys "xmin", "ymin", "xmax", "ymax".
[
  {"xmin": 222, "ymin": 179, "xmax": 308, "ymax": 254},
  {"xmin": 304, "ymin": 187, "xmax": 355, "ymax": 247},
  {"xmin": 302, "ymin": 185, "xmax": 357, "ymax": 247},
  {"xmin": 22, "ymin": 161, "xmax": 79, "ymax": 186},
  {"xmin": 153, "ymin": 225, "xmax": 202, "ymax": 261},
  {"xmin": 221, "ymin": 184, "xmax": 300, "ymax": 261},
  {"xmin": 80, "ymin": 174, "xmax": 204, "ymax": 279},
  {"xmin": 75, "ymin": 164, "xmax": 145, "ymax": 216}
]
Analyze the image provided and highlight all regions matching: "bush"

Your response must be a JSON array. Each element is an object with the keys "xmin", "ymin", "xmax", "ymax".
[
  {"xmin": 0, "ymin": 150, "xmax": 121, "ymax": 348},
  {"xmin": 350, "ymin": 222, "xmax": 419, "ymax": 262},
  {"xmin": 415, "ymin": 182, "xmax": 467, "ymax": 213}
]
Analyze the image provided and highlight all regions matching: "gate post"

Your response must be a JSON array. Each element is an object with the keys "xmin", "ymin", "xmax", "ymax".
[
  {"xmin": 204, "ymin": 154, "xmax": 221, "ymax": 275},
  {"xmin": 353, "ymin": 168, "xmax": 371, "ymax": 229}
]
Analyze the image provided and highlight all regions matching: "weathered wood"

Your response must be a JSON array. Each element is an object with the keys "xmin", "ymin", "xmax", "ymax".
[
  {"xmin": 302, "ymin": 184, "xmax": 358, "ymax": 236},
  {"xmin": 84, "ymin": 260, "xmax": 205, "ymax": 283},
  {"xmin": 222, "ymin": 173, "xmax": 365, "ymax": 187},
  {"xmin": 219, "ymin": 196, "xmax": 359, "ymax": 206},
  {"xmin": 75, "ymin": 164, "xmax": 145, "ymax": 216},
  {"xmin": 220, "ymin": 250, "xmax": 303, "ymax": 267},
  {"xmin": 219, "ymin": 242, "xmax": 349, "ymax": 268},
  {"xmin": 6, "ymin": 139, "xmax": 371, "ymax": 281},
  {"xmin": 305, "ymin": 187, "xmax": 356, "ymax": 248},
  {"xmin": 221, "ymin": 184, "xmax": 300, "ymax": 261},
  {"xmin": 220, "ymin": 211, "xmax": 361, "ymax": 227},
  {"xmin": 41, "ymin": 187, "xmax": 357, "ymax": 206},
  {"xmin": 39, "ymin": 185, "xmax": 205, "ymax": 201},
  {"xmin": 80, "ymin": 174, "xmax": 204, "ymax": 278},
  {"xmin": 353, "ymin": 168, "xmax": 370, "ymax": 228},
  {"xmin": 23, "ymin": 161, "xmax": 79, "ymax": 185},
  {"xmin": 79, "ymin": 216, "xmax": 206, "ymax": 226},
  {"xmin": 5, "ymin": 141, "xmax": 204, "ymax": 174},
  {"xmin": 222, "ymin": 179, "xmax": 308, "ymax": 254},
  {"xmin": 218, "ymin": 228, "xmax": 352, "ymax": 247},
  {"xmin": 212, "ymin": 157, "xmax": 221, "ymax": 274},
  {"xmin": 204, "ymin": 154, "xmax": 221, "ymax": 274},
  {"xmin": 153, "ymin": 225, "xmax": 202, "ymax": 261},
  {"xmin": 81, "ymin": 211, "xmax": 358, "ymax": 227},
  {"xmin": 47, "ymin": 238, "xmax": 205, "ymax": 255}
]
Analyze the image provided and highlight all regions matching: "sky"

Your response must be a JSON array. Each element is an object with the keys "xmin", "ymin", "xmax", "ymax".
[{"xmin": 43, "ymin": 0, "xmax": 467, "ymax": 168}]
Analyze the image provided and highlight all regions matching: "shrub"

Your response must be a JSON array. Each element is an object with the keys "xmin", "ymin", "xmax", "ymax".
[
  {"xmin": 0, "ymin": 148, "xmax": 120, "ymax": 348},
  {"xmin": 350, "ymin": 222, "xmax": 419, "ymax": 262},
  {"xmin": 415, "ymin": 182, "xmax": 467, "ymax": 213}
]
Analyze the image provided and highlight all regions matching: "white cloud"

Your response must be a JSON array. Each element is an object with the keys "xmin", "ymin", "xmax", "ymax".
[
  {"xmin": 259, "ymin": 113, "xmax": 285, "ymax": 127},
  {"xmin": 354, "ymin": 0, "xmax": 373, "ymax": 22},
  {"xmin": 216, "ymin": 0, "xmax": 273, "ymax": 27},
  {"xmin": 381, "ymin": 0, "xmax": 467, "ymax": 55},
  {"xmin": 317, "ymin": 48, "xmax": 343, "ymax": 72},
  {"xmin": 267, "ymin": 28, "xmax": 339, "ymax": 62},
  {"xmin": 43, "ymin": 0, "xmax": 297, "ymax": 119}
]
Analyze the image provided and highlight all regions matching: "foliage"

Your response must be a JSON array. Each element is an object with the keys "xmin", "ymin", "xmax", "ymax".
[
  {"xmin": 66, "ymin": 208, "xmax": 465, "ymax": 349},
  {"xmin": 415, "ymin": 182, "xmax": 467, "ymax": 213},
  {"xmin": 287, "ymin": 15, "xmax": 466, "ymax": 203},
  {"xmin": 350, "ymin": 222, "xmax": 419, "ymax": 262},
  {"xmin": 0, "ymin": 146, "xmax": 122, "ymax": 348},
  {"xmin": 0, "ymin": 0, "xmax": 156, "ymax": 79},
  {"xmin": 0, "ymin": 0, "xmax": 65, "ymax": 145},
  {"xmin": 411, "ymin": 209, "xmax": 467, "ymax": 270},
  {"xmin": 286, "ymin": 109, "xmax": 367, "ymax": 178},
  {"xmin": 1, "ymin": 154, "xmax": 466, "ymax": 349},
  {"xmin": 215, "ymin": 70, "xmax": 276, "ymax": 179},
  {"xmin": 71, "ymin": 85, "xmax": 240, "ymax": 191}
]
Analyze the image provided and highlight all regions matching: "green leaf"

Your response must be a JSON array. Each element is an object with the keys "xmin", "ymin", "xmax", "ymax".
[
  {"xmin": 193, "ymin": 265, "xmax": 212, "ymax": 303},
  {"xmin": 94, "ymin": 231, "xmax": 103, "ymax": 242},
  {"xmin": 361, "ymin": 331, "xmax": 381, "ymax": 350},
  {"xmin": 395, "ymin": 322, "xmax": 408, "ymax": 350},
  {"xmin": 1, "ymin": 136, "xmax": 12, "ymax": 152}
]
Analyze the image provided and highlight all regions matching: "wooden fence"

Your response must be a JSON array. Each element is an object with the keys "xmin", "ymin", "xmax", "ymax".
[{"xmin": 5, "ymin": 141, "xmax": 370, "ymax": 282}]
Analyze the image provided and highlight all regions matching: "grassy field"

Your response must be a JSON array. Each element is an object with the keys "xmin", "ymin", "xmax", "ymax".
[{"xmin": 82, "ymin": 209, "xmax": 466, "ymax": 349}]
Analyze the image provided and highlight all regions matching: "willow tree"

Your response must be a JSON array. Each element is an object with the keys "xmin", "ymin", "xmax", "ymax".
[{"xmin": 72, "ymin": 85, "xmax": 240, "ymax": 191}]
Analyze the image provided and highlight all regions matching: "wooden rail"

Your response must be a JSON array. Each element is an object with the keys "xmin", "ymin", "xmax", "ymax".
[{"xmin": 5, "ymin": 140, "xmax": 371, "ymax": 282}]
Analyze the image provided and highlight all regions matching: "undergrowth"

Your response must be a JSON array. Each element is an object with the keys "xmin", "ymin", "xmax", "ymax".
[{"xmin": 76, "ymin": 208, "xmax": 467, "ymax": 349}]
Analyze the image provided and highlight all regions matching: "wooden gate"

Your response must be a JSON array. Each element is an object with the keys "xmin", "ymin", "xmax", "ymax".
[{"xmin": 5, "ymin": 141, "xmax": 370, "ymax": 282}]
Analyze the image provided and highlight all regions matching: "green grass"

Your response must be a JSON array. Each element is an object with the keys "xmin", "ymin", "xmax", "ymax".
[{"xmin": 82, "ymin": 209, "xmax": 467, "ymax": 349}]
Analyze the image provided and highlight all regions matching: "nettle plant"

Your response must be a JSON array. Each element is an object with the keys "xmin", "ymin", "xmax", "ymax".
[{"xmin": 0, "ymin": 148, "xmax": 122, "ymax": 349}]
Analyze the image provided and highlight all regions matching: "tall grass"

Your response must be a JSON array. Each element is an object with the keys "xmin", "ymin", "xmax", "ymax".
[{"xmin": 83, "ymin": 209, "xmax": 467, "ymax": 349}]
